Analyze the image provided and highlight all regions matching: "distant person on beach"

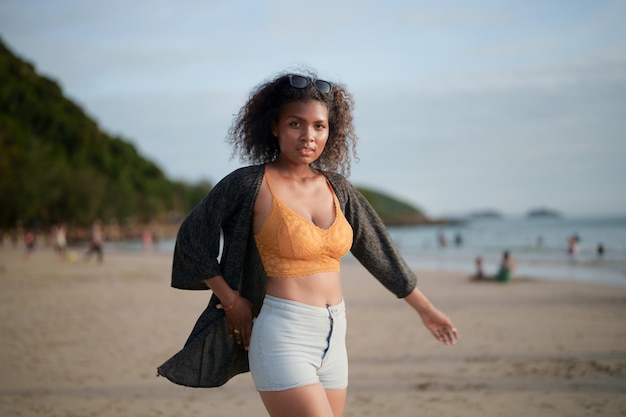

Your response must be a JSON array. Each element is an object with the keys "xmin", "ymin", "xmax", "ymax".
[
  {"xmin": 438, "ymin": 230, "xmax": 447, "ymax": 248},
  {"xmin": 142, "ymin": 227, "xmax": 153, "ymax": 251},
  {"xmin": 597, "ymin": 243, "xmax": 605, "ymax": 258},
  {"xmin": 567, "ymin": 235, "xmax": 579, "ymax": 258},
  {"xmin": 494, "ymin": 250, "xmax": 517, "ymax": 282},
  {"xmin": 24, "ymin": 229, "xmax": 35, "ymax": 259},
  {"xmin": 454, "ymin": 232, "xmax": 463, "ymax": 247},
  {"xmin": 53, "ymin": 223, "xmax": 68, "ymax": 259},
  {"xmin": 157, "ymin": 71, "xmax": 459, "ymax": 417},
  {"xmin": 470, "ymin": 251, "xmax": 517, "ymax": 283},
  {"xmin": 471, "ymin": 256, "xmax": 485, "ymax": 280},
  {"xmin": 84, "ymin": 220, "xmax": 103, "ymax": 263}
]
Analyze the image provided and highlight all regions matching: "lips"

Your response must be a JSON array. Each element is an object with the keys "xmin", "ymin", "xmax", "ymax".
[{"xmin": 297, "ymin": 147, "xmax": 315, "ymax": 154}]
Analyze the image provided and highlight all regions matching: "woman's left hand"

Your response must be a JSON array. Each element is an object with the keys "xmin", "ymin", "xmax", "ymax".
[
  {"xmin": 419, "ymin": 307, "xmax": 459, "ymax": 346},
  {"xmin": 403, "ymin": 287, "xmax": 459, "ymax": 346}
]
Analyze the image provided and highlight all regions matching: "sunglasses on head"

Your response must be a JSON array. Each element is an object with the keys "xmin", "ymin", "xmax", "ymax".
[{"xmin": 288, "ymin": 74, "xmax": 333, "ymax": 94}]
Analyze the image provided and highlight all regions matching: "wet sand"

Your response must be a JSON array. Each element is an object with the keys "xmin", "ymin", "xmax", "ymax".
[{"xmin": 0, "ymin": 247, "xmax": 625, "ymax": 416}]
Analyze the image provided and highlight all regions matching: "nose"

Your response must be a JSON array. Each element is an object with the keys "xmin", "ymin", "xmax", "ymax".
[{"xmin": 301, "ymin": 125, "xmax": 316, "ymax": 142}]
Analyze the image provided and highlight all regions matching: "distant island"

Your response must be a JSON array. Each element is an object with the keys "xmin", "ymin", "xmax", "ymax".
[
  {"xmin": 526, "ymin": 208, "xmax": 562, "ymax": 219},
  {"xmin": 468, "ymin": 210, "xmax": 503, "ymax": 220}
]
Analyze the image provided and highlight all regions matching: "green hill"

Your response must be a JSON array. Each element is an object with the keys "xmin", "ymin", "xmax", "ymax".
[
  {"xmin": 357, "ymin": 186, "xmax": 429, "ymax": 225},
  {"xmin": 0, "ymin": 39, "xmax": 209, "ymax": 229}
]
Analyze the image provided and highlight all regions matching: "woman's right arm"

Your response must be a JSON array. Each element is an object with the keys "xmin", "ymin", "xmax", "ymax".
[
  {"xmin": 171, "ymin": 173, "xmax": 235, "ymax": 290},
  {"xmin": 172, "ymin": 166, "xmax": 263, "ymax": 291}
]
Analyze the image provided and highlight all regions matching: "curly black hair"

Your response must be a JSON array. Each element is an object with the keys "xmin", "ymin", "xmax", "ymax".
[{"xmin": 227, "ymin": 70, "xmax": 358, "ymax": 176}]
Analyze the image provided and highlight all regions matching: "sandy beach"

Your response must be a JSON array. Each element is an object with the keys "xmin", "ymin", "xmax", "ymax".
[{"xmin": 0, "ymin": 246, "xmax": 625, "ymax": 417}]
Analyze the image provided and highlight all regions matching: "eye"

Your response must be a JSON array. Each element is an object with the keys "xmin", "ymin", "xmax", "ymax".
[{"xmin": 288, "ymin": 121, "xmax": 300, "ymax": 127}]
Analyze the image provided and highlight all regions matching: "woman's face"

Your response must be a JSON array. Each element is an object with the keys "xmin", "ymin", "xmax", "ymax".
[{"xmin": 272, "ymin": 100, "xmax": 329, "ymax": 166}]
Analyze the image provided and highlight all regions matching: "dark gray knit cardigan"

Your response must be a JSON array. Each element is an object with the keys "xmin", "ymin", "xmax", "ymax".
[{"xmin": 157, "ymin": 164, "xmax": 417, "ymax": 387}]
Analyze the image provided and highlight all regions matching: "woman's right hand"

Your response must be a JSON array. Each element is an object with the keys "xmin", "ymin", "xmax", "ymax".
[
  {"xmin": 205, "ymin": 275, "xmax": 256, "ymax": 351},
  {"xmin": 224, "ymin": 295, "xmax": 255, "ymax": 350}
]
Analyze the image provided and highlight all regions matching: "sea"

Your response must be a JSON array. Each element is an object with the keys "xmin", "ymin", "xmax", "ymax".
[
  {"xmin": 129, "ymin": 216, "xmax": 626, "ymax": 287},
  {"xmin": 383, "ymin": 216, "xmax": 626, "ymax": 287}
]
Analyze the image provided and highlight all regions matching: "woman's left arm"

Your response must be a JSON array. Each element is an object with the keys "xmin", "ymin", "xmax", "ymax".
[
  {"xmin": 331, "ymin": 174, "xmax": 459, "ymax": 345},
  {"xmin": 404, "ymin": 288, "xmax": 459, "ymax": 346}
]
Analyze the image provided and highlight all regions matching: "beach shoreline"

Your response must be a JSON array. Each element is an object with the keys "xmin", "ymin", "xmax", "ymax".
[{"xmin": 0, "ymin": 247, "xmax": 625, "ymax": 416}]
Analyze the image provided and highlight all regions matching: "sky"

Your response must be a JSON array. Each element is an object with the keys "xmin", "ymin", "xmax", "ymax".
[{"xmin": 1, "ymin": 0, "xmax": 625, "ymax": 218}]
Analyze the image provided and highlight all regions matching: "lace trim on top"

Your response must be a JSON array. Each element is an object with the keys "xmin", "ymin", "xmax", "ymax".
[{"xmin": 254, "ymin": 174, "xmax": 353, "ymax": 277}]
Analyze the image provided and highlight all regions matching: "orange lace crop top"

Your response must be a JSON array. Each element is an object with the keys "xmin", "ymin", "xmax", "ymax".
[{"xmin": 254, "ymin": 174, "xmax": 353, "ymax": 278}]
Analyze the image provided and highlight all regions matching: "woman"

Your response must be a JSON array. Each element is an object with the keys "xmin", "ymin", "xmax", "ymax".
[{"xmin": 158, "ymin": 72, "xmax": 459, "ymax": 417}]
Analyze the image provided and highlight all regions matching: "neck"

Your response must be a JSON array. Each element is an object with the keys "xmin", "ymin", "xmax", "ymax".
[{"xmin": 269, "ymin": 159, "xmax": 317, "ymax": 180}]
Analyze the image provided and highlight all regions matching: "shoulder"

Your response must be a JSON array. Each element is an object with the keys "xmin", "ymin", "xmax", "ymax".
[
  {"xmin": 222, "ymin": 164, "xmax": 264, "ymax": 184},
  {"xmin": 321, "ymin": 171, "xmax": 359, "ymax": 202},
  {"xmin": 321, "ymin": 170, "xmax": 352, "ymax": 190},
  {"xmin": 199, "ymin": 165, "xmax": 265, "ymax": 210},
  {"xmin": 213, "ymin": 165, "xmax": 265, "ymax": 192}
]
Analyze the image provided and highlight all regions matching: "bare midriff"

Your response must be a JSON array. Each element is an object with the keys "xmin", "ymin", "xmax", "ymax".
[{"xmin": 265, "ymin": 271, "xmax": 343, "ymax": 307}]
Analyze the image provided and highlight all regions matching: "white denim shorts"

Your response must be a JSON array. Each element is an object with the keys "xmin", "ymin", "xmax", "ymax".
[{"xmin": 248, "ymin": 295, "xmax": 348, "ymax": 391}]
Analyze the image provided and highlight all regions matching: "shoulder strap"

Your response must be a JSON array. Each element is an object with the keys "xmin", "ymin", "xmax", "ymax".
[{"xmin": 264, "ymin": 172, "xmax": 276, "ymax": 196}]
